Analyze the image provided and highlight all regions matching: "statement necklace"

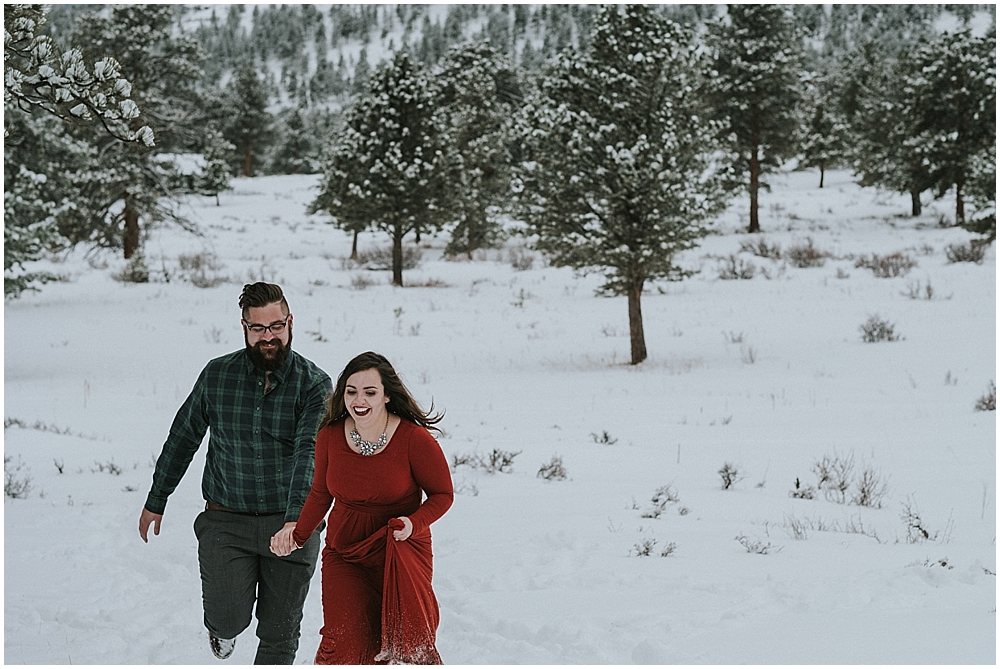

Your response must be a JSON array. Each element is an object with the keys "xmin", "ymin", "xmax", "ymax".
[{"xmin": 350, "ymin": 412, "xmax": 390, "ymax": 456}]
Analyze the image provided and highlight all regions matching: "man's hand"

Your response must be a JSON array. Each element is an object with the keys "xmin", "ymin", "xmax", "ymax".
[
  {"xmin": 270, "ymin": 522, "xmax": 299, "ymax": 557},
  {"xmin": 139, "ymin": 508, "xmax": 162, "ymax": 543}
]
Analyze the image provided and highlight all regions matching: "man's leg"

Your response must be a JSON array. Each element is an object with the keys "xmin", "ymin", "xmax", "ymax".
[
  {"xmin": 194, "ymin": 510, "xmax": 258, "ymax": 646},
  {"xmin": 252, "ymin": 517, "xmax": 322, "ymax": 665}
]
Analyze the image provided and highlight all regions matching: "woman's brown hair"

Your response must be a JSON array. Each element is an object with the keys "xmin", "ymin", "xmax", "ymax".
[{"xmin": 320, "ymin": 352, "xmax": 443, "ymax": 432}]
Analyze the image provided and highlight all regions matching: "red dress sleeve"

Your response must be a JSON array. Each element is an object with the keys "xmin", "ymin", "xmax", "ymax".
[
  {"xmin": 292, "ymin": 425, "xmax": 335, "ymax": 546},
  {"xmin": 406, "ymin": 425, "xmax": 454, "ymax": 534}
]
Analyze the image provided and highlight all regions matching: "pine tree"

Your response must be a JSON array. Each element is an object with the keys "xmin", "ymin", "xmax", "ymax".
[
  {"xmin": 844, "ymin": 40, "xmax": 935, "ymax": 217},
  {"xmin": 71, "ymin": 4, "xmax": 205, "ymax": 258},
  {"xmin": 269, "ymin": 108, "xmax": 316, "ymax": 175},
  {"xmin": 435, "ymin": 41, "xmax": 521, "ymax": 258},
  {"xmin": 195, "ymin": 129, "xmax": 234, "ymax": 206},
  {"xmin": 902, "ymin": 29, "xmax": 996, "ymax": 226},
  {"xmin": 223, "ymin": 62, "xmax": 272, "ymax": 177},
  {"xmin": 310, "ymin": 52, "xmax": 458, "ymax": 286},
  {"xmin": 800, "ymin": 74, "xmax": 848, "ymax": 188},
  {"xmin": 705, "ymin": 4, "xmax": 805, "ymax": 233},
  {"xmin": 4, "ymin": 4, "xmax": 152, "ymax": 295},
  {"xmin": 514, "ymin": 5, "xmax": 731, "ymax": 365}
]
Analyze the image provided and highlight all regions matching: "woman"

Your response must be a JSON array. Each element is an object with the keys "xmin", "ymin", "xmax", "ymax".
[{"xmin": 270, "ymin": 351, "xmax": 453, "ymax": 664}]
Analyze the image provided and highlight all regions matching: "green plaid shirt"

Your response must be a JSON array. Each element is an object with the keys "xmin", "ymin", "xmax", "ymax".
[{"xmin": 145, "ymin": 348, "xmax": 332, "ymax": 522}]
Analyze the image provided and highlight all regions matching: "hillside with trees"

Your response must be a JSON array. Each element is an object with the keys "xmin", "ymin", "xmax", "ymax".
[{"xmin": 6, "ymin": 3, "xmax": 996, "ymax": 306}]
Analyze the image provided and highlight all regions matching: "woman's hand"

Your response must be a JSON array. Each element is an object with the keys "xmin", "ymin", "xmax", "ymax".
[
  {"xmin": 392, "ymin": 516, "xmax": 413, "ymax": 542},
  {"xmin": 270, "ymin": 522, "xmax": 300, "ymax": 556}
]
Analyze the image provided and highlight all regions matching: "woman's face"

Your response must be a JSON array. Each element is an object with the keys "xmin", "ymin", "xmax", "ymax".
[{"xmin": 344, "ymin": 368, "xmax": 389, "ymax": 426}]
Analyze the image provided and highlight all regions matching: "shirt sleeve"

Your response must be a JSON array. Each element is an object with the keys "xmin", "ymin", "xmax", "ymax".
[
  {"xmin": 144, "ymin": 366, "xmax": 211, "ymax": 515},
  {"xmin": 292, "ymin": 426, "xmax": 335, "ymax": 546},
  {"xmin": 284, "ymin": 370, "xmax": 333, "ymax": 522},
  {"xmin": 407, "ymin": 426, "xmax": 454, "ymax": 534}
]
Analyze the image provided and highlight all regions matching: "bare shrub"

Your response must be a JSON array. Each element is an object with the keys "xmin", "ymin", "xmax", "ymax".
[
  {"xmin": 901, "ymin": 495, "xmax": 939, "ymax": 544},
  {"xmin": 356, "ymin": 245, "xmax": 422, "ymax": 271},
  {"xmin": 851, "ymin": 465, "xmax": 890, "ymax": 508},
  {"xmin": 718, "ymin": 462, "xmax": 743, "ymax": 490},
  {"xmin": 92, "ymin": 460, "xmax": 123, "ymax": 475},
  {"xmin": 789, "ymin": 477, "xmax": 816, "ymax": 500},
  {"xmin": 659, "ymin": 542, "xmax": 678, "ymax": 557},
  {"xmin": 783, "ymin": 515, "xmax": 809, "ymax": 540},
  {"xmin": 590, "ymin": 431, "xmax": 618, "ymax": 445},
  {"xmin": 974, "ymin": 381, "xmax": 995, "ymax": 411},
  {"xmin": 178, "ymin": 252, "xmax": 228, "ymax": 288},
  {"xmin": 537, "ymin": 456, "xmax": 567, "ymax": 481},
  {"xmin": 641, "ymin": 484, "xmax": 680, "ymax": 519},
  {"xmin": 717, "ymin": 254, "xmax": 756, "ymax": 280},
  {"xmin": 451, "ymin": 449, "xmax": 521, "ymax": 474},
  {"xmin": 4, "ymin": 455, "xmax": 33, "ymax": 499},
  {"xmin": 507, "ymin": 246, "xmax": 536, "ymax": 271},
  {"xmin": 350, "ymin": 274, "xmax": 378, "ymax": 290},
  {"xmin": 785, "ymin": 238, "xmax": 827, "ymax": 268},
  {"xmin": 855, "ymin": 252, "xmax": 917, "ymax": 278},
  {"xmin": 812, "ymin": 452, "xmax": 854, "ymax": 504},
  {"xmin": 113, "ymin": 253, "xmax": 150, "ymax": 283},
  {"xmin": 631, "ymin": 538, "xmax": 658, "ymax": 557},
  {"xmin": 739, "ymin": 238, "xmax": 781, "ymax": 259},
  {"xmin": 723, "ymin": 330, "xmax": 745, "ymax": 344},
  {"xmin": 902, "ymin": 280, "xmax": 937, "ymax": 300},
  {"xmin": 945, "ymin": 241, "xmax": 986, "ymax": 264},
  {"xmin": 859, "ymin": 314, "xmax": 901, "ymax": 342},
  {"xmin": 736, "ymin": 534, "xmax": 780, "ymax": 555}
]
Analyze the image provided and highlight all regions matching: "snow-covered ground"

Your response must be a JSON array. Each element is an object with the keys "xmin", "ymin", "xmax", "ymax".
[{"xmin": 4, "ymin": 169, "xmax": 995, "ymax": 664}]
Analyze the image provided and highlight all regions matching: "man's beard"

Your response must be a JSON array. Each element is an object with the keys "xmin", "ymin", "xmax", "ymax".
[{"xmin": 245, "ymin": 329, "xmax": 292, "ymax": 372}]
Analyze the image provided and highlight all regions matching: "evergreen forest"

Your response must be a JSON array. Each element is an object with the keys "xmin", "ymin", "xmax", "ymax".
[{"xmin": 5, "ymin": 4, "xmax": 997, "ymax": 360}]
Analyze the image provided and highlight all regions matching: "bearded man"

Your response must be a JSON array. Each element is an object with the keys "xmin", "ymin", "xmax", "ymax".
[{"xmin": 139, "ymin": 282, "xmax": 332, "ymax": 664}]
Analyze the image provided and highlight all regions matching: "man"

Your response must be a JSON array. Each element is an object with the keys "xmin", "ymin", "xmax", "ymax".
[{"xmin": 139, "ymin": 282, "xmax": 332, "ymax": 664}]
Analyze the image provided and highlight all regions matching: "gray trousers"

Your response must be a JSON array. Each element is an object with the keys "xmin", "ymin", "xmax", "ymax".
[{"xmin": 194, "ymin": 508, "xmax": 322, "ymax": 664}]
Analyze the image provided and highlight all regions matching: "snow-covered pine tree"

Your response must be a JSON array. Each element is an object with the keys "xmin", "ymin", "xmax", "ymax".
[
  {"xmin": 309, "ymin": 51, "xmax": 458, "ymax": 286},
  {"xmin": 901, "ymin": 29, "xmax": 996, "ymax": 227},
  {"xmin": 269, "ymin": 108, "xmax": 316, "ymax": 175},
  {"xmin": 705, "ymin": 4, "xmax": 805, "ymax": 233},
  {"xmin": 435, "ymin": 41, "xmax": 521, "ymax": 258},
  {"xmin": 71, "ymin": 4, "xmax": 205, "ymax": 258},
  {"xmin": 4, "ymin": 4, "xmax": 153, "ymax": 295},
  {"xmin": 196, "ymin": 129, "xmax": 234, "ymax": 206},
  {"xmin": 4, "ymin": 4, "xmax": 152, "ymax": 144},
  {"xmin": 513, "ymin": 5, "xmax": 731, "ymax": 365},
  {"xmin": 223, "ymin": 61, "xmax": 273, "ymax": 177},
  {"xmin": 842, "ymin": 40, "xmax": 935, "ymax": 217},
  {"xmin": 800, "ymin": 73, "xmax": 848, "ymax": 188}
]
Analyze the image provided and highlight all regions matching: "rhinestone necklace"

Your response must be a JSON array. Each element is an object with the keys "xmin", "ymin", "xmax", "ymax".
[{"xmin": 350, "ymin": 412, "xmax": 390, "ymax": 456}]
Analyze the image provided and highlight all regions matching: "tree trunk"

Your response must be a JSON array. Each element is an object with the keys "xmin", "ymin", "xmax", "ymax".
[
  {"xmin": 910, "ymin": 189, "xmax": 922, "ymax": 217},
  {"xmin": 627, "ymin": 276, "xmax": 647, "ymax": 365},
  {"xmin": 748, "ymin": 143, "xmax": 761, "ymax": 233},
  {"xmin": 123, "ymin": 199, "xmax": 140, "ymax": 260},
  {"xmin": 955, "ymin": 178, "xmax": 965, "ymax": 225},
  {"xmin": 819, "ymin": 161, "xmax": 825, "ymax": 189},
  {"xmin": 243, "ymin": 146, "xmax": 252, "ymax": 178},
  {"xmin": 391, "ymin": 225, "xmax": 404, "ymax": 287},
  {"xmin": 351, "ymin": 230, "xmax": 359, "ymax": 261}
]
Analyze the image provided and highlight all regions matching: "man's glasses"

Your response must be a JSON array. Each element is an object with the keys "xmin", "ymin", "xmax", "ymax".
[{"xmin": 243, "ymin": 317, "xmax": 289, "ymax": 335}]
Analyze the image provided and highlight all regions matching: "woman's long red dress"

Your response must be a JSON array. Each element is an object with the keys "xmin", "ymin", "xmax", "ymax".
[{"xmin": 292, "ymin": 419, "xmax": 454, "ymax": 665}]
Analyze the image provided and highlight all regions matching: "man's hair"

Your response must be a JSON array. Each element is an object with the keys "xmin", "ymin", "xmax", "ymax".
[{"xmin": 239, "ymin": 283, "xmax": 289, "ymax": 320}]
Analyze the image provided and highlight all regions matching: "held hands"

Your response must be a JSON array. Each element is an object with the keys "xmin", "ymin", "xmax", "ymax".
[
  {"xmin": 392, "ymin": 516, "xmax": 413, "ymax": 542},
  {"xmin": 270, "ymin": 522, "xmax": 300, "ymax": 556}
]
